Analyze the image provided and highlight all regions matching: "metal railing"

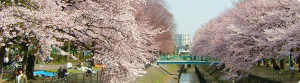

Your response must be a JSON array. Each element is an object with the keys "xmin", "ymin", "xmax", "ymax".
[
  {"xmin": 159, "ymin": 55, "xmax": 220, "ymax": 61},
  {"xmin": 27, "ymin": 70, "xmax": 104, "ymax": 83}
]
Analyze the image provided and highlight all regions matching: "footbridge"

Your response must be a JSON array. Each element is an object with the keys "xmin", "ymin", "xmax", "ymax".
[{"xmin": 157, "ymin": 55, "xmax": 220, "ymax": 65}]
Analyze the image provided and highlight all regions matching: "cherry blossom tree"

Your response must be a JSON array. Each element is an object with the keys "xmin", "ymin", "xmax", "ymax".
[
  {"xmin": 0, "ymin": 0, "xmax": 68, "ymax": 79},
  {"xmin": 191, "ymin": 0, "xmax": 300, "ymax": 81},
  {"xmin": 1, "ymin": 0, "xmax": 171, "ymax": 82},
  {"xmin": 61, "ymin": 0, "xmax": 163, "ymax": 82},
  {"xmin": 134, "ymin": 0, "xmax": 176, "ymax": 54}
]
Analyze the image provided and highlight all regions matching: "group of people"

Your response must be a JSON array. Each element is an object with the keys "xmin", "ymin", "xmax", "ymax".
[
  {"xmin": 57, "ymin": 66, "xmax": 69, "ymax": 78},
  {"xmin": 57, "ymin": 61, "xmax": 74, "ymax": 78},
  {"xmin": 9, "ymin": 60, "xmax": 96, "ymax": 83},
  {"xmin": 75, "ymin": 61, "xmax": 89, "ymax": 68},
  {"xmin": 57, "ymin": 61, "xmax": 94, "ymax": 78},
  {"xmin": 62, "ymin": 61, "xmax": 96, "ymax": 77},
  {"xmin": 3, "ymin": 55, "xmax": 22, "ymax": 69}
]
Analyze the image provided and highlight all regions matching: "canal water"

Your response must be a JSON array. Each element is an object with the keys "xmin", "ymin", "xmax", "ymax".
[{"xmin": 179, "ymin": 66, "xmax": 200, "ymax": 83}]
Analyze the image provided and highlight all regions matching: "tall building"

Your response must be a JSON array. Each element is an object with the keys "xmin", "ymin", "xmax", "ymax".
[{"xmin": 176, "ymin": 33, "xmax": 191, "ymax": 46}]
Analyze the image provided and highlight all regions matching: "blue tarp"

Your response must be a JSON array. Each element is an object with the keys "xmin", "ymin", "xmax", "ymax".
[{"xmin": 33, "ymin": 71, "xmax": 57, "ymax": 77}]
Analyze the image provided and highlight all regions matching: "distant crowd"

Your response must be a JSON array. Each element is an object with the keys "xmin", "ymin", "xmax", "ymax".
[
  {"xmin": 57, "ymin": 60, "xmax": 95, "ymax": 78},
  {"xmin": 3, "ymin": 54, "xmax": 22, "ymax": 69}
]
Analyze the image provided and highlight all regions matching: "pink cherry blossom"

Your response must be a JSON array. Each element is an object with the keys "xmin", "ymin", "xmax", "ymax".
[{"xmin": 191, "ymin": 0, "xmax": 300, "ymax": 81}]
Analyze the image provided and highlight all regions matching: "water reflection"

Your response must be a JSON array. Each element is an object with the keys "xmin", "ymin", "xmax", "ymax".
[{"xmin": 179, "ymin": 66, "xmax": 200, "ymax": 83}]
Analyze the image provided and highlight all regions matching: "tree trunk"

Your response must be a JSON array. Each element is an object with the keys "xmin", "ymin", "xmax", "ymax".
[
  {"xmin": 91, "ymin": 52, "xmax": 95, "ymax": 67},
  {"xmin": 67, "ymin": 41, "xmax": 70, "ymax": 62},
  {"xmin": 271, "ymin": 58, "xmax": 280, "ymax": 70},
  {"xmin": 83, "ymin": 51, "xmax": 85, "ymax": 59},
  {"xmin": 257, "ymin": 60, "xmax": 261, "ymax": 66},
  {"xmin": 263, "ymin": 58, "xmax": 270, "ymax": 67},
  {"xmin": 290, "ymin": 57, "xmax": 294, "ymax": 67},
  {"xmin": 0, "ymin": 47, "xmax": 6, "ymax": 82},
  {"xmin": 22, "ymin": 53, "xmax": 27, "ymax": 72},
  {"xmin": 82, "ymin": 50, "xmax": 84, "ymax": 61},
  {"xmin": 73, "ymin": 49, "xmax": 76, "ymax": 60},
  {"xmin": 26, "ymin": 54, "xmax": 35, "ymax": 79},
  {"xmin": 271, "ymin": 58, "xmax": 278, "ymax": 67},
  {"xmin": 280, "ymin": 59, "xmax": 285, "ymax": 70},
  {"xmin": 35, "ymin": 54, "xmax": 38, "ymax": 64},
  {"xmin": 80, "ymin": 50, "xmax": 84, "ymax": 60},
  {"xmin": 298, "ymin": 56, "xmax": 300, "ymax": 71},
  {"xmin": 22, "ymin": 45, "xmax": 28, "ymax": 75},
  {"xmin": 77, "ymin": 48, "xmax": 80, "ymax": 62}
]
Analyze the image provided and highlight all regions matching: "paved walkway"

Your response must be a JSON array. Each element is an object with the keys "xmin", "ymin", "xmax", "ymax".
[{"xmin": 34, "ymin": 64, "xmax": 67, "ymax": 71}]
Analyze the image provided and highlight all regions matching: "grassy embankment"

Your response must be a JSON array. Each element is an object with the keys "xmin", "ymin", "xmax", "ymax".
[
  {"xmin": 200, "ymin": 64, "xmax": 300, "ymax": 83},
  {"xmin": 132, "ymin": 64, "xmax": 179, "ymax": 83}
]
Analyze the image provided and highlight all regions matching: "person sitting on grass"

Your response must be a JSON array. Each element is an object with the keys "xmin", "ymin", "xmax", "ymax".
[
  {"xmin": 67, "ymin": 61, "xmax": 72, "ymax": 69},
  {"xmin": 86, "ymin": 66, "xmax": 94, "ymax": 77},
  {"xmin": 76, "ymin": 62, "xmax": 84, "ymax": 67},
  {"xmin": 63, "ymin": 66, "xmax": 69, "ymax": 76},
  {"xmin": 57, "ymin": 66, "xmax": 65, "ymax": 79}
]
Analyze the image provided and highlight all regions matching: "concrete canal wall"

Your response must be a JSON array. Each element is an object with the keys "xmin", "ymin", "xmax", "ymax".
[{"xmin": 167, "ymin": 65, "xmax": 184, "ymax": 83}]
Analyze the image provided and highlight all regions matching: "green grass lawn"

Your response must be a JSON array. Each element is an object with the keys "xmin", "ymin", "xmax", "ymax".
[
  {"xmin": 132, "ymin": 64, "xmax": 179, "ymax": 83},
  {"xmin": 44, "ymin": 59, "xmax": 79, "ymax": 65},
  {"xmin": 45, "ymin": 67, "xmax": 102, "ymax": 74},
  {"xmin": 45, "ymin": 68, "xmax": 83, "ymax": 74}
]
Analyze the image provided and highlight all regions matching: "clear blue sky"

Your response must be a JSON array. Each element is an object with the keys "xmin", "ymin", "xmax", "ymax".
[{"xmin": 164, "ymin": 0, "xmax": 237, "ymax": 39}]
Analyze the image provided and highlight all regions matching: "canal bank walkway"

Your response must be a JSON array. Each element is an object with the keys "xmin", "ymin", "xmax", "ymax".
[{"xmin": 34, "ymin": 63, "xmax": 68, "ymax": 71}]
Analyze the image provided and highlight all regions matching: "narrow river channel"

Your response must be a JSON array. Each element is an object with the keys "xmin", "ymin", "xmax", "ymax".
[{"xmin": 179, "ymin": 66, "xmax": 200, "ymax": 83}]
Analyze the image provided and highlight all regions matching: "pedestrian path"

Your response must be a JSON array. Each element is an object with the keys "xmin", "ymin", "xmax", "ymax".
[
  {"xmin": 34, "ymin": 64, "xmax": 66, "ymax": 71},
  {"xmin": 34, "ymin": 63, "xmax": 79, "ymax": 71}
]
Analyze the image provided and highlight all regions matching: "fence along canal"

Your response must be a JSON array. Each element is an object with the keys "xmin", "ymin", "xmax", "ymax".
[{"xmin": 27, "ymin": 70, "xmax": 104, "ymax": 83}]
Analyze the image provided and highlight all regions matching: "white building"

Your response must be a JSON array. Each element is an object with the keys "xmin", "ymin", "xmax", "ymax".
[
  {"xmin": 176, "ymin": 33, "xmax": 191, "ymax": 46},
  {"xmin": 176, "ymin": 46, "xmax": 189, "ymax": 55}
]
